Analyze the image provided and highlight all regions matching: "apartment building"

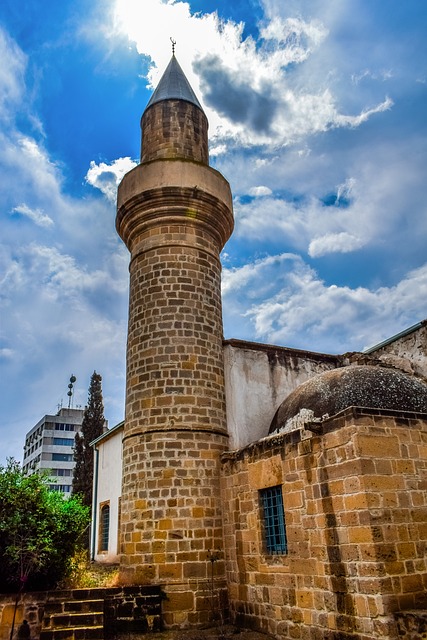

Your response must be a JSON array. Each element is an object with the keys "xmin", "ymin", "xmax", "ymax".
[{"xmin": 22, "ymin": 407, "xmax": 84, "ymax": 495}]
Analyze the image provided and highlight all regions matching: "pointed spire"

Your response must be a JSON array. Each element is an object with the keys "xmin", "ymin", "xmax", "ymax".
[{"xmin": 144, "ymin": 55, "xmax": 204, "ymax": 113}]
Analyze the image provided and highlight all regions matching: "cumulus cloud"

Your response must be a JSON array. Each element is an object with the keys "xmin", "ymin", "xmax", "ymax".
[
  {"xmin": 222, "ymin": 255, "xmax": 427, "ymax": 353},
  {"xmin": 228, "ymin": 132, "xmax": 427, "ymax": 265},
  {"xmin": 248, "ymin": 186, "xmax": 273, "ymax": 197},
  {"xmin": 0, "ymin": 134, "xmax": 64, "ymax": 216},
  {"xmin": 112, "ymin": 0, "xmax": 391, "ymax": 150},
  {"xmin": 308, "ymin": 232, "xmax": 364, "ymax": 258},
  {"xmin": 0, "ymin": 26, "xmax": 129, "ymax": 462},
  {"xmin": 86, "ymin": 157, "xmax": 137, "ymax": 201}
]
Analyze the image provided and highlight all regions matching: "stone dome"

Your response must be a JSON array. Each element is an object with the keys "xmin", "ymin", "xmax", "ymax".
[{"xmin": 269, "ymin": 365, "xmax": 427, "ymax": 434}]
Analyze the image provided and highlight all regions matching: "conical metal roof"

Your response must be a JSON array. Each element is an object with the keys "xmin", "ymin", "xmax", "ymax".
[{"xmin": 144, "ymin": 55, "xmax": 204, "ymax": 112}]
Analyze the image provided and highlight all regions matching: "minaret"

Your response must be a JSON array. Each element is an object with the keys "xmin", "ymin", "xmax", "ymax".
[{"xmin": 116, "ymin": 52, "xmax": 234, "ymax": 627}]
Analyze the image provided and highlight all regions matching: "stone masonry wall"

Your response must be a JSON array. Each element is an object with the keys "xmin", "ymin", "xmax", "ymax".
[
  {"xmin": 0, "ymin": 587, "xmax": 163, "ymax": 640},
  {"xmin": 368, "ymin": 322, "xmax": 427, "ymax": 380},
  {"xmin": 123, "ymin": 223, "xmax": 227, "ymax": 438},
  {"xmin": 141, "ymin": 100, "xmax": 209, "ymax": 164},
  {"xmin": 221, "ymin": 408, "xmax": 427, "ymax": 640},
  {"xmin": 117, "ymin": 110, "xmax": 233, "ymax": 625},
  {"xmin": 120, "ymin": 429, "xmax": 228, "ymax": 627}
]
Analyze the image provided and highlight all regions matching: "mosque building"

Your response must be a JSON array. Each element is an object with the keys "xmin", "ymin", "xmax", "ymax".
[{"xmin": 91, "ymin": 53, "xmax": 427, "ymax": 640}]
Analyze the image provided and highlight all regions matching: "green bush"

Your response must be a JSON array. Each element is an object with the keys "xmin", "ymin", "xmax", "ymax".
[{"xmin": 0, "ymin": 458, "xmax": 90, "ymax": 592}]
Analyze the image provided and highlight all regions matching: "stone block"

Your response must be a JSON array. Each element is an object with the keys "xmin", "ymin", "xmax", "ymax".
[
  {"xmin": 183, "ymin": 562, "xmax": 207, "ymax": 579},
  {"xmin": 348, "ymin": 526, "xmax": 373, "ymax": 544},
  {"xmin": 1, "ymin": 605, "xmax": 23, "ymax": 626},
  {"xmin": 344, "ymin": 492, "xmax": 369, "ymax": 510},
  {"xmin": 356, "ymin": 434, "xmax": 400, "ymax": 458},
  {"xmin": 162, "ymin": 590, "xmax": 194, "ymax": 613},
  {"xmin": 295, "ymin": 590, "xmax": 314, "ymax": 609}
]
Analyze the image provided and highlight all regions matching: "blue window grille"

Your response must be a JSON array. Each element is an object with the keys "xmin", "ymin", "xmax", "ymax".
[
  {"xmin": 260, "ymin": 485, "xmax": 287, "ymax": 554},
  {"xmin": 100, "ymin": 504, "xmax": 110, "ymax": 552}
]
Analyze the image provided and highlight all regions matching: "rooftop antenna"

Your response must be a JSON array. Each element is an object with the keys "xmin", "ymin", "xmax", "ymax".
[
  {"xmin": 170, "ymin": 37, "xmax": 176, "ymax": 56},
  {"xmin": 67, "ymin": 374, "xmax": 77, "ymax": 409}
]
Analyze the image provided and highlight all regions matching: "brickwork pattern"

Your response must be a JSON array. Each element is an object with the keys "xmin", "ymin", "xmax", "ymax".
[
  {"xmin": 116, "ymin": 58, "xmax": 234, "ymax": 623},
  {"xmin": 141, "ymin": 101, "xmax": 209, "ymax": 164},
  {"xmin": 120, "ymin": 430, "xmax": 227, "ymax": 576},
  {"xmin": 221, "ymin": 409, "xmax": 427, "ymax": 640},
  {"xmin": 117, "ymin": 89, "xmax": 233, "ymax": 625},
  {"xmin": 124, "ymin": 226, "xmax": 227, "ymax": 439}
]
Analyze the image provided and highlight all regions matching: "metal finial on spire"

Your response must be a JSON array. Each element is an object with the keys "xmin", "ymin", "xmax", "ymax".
[{"xmin": 170, "ymin": 37, "xmax": 176, "ymax": 56}]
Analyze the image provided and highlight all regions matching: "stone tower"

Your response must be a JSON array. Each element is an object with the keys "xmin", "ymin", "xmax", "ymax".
[{"xmin": 116, "ymin": 54, "xmax": 234, "ymax": 627}]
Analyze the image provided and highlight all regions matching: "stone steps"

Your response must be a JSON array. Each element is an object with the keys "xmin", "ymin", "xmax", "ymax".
[
  {"xmin": 40, "ymin": 596, "xmax": 104, "ymax": 640},
  {"xmin": 39, "ymin": 627, "xmax": 104, "ymax": 640}
]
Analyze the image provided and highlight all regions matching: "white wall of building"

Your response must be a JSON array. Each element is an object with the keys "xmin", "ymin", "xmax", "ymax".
[
  {"xmin": 91, "ymin": 423, "xmax": 123, "ymax": 564},
  {"xmin": 224, "ymin": 340, "xmax": 340, "ymax": 450}
]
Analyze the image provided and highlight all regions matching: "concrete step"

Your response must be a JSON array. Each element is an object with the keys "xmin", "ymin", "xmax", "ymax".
[
  {"xmin": 43, "ymin": 600, "xmax": 103, "ymax": 616},
  {"xmin": 64, "ymin": 600, "xmax": 104, "ymax": 614},
  {"xmin": 43, "ymin": 612, "xmax": 103, "ymax": 629},
  {"xmin": 40, "ymin": 626, "xmax": 104, "ymax": 640}
]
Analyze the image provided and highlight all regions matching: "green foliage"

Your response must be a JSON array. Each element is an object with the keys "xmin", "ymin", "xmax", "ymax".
[
  {"xmin": 72, "ymin": 371, "xmax": 105, "ymax": 508},
  {"xmin": 0, "ymin": 459, "xmax": 90, "ymax": 592},
  {"xmin": 65, "ymin": 549, "xmax": 119, "ymax": 588}
]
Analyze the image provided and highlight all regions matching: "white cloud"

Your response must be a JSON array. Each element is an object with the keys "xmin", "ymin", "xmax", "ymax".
[
  {"xmin": 248, "ymin": 186, "xmax": 272, "ymax": 197},
  {"xmin": 335, "ymin": 96, "xmax": 393, "ymax": 128},
  {"xmin": 0, "ymin": 348, "xmax": 14, "ymax": 360},
  {"xmin": 227, "ymin": 132, "xmax": 427, "ymax": 264},
  {"xmin": 260, "ymin": 16, "xmax": 328, "ymax": 53},
  {"xmin": 308, "ymin": 232, "xmax": 364, "ymax": 258},
  {"xmin": 0, "ymin": 27, "xmax": 129, "ymax": 462},
  {"xmin": 222, "ymin": 255, "xmax": 427, "ymax": 353},
  {"xmin": 112, "ymin": 0, "xmax": 392, "ymax": 150},
  {"xmin": 0, "ymin": 27, "xmax": 27, "ymax": 117},
  {"xmin": 335, "ymin": 177, "xmax": 355, "ymax": 204},
  {"xmin": 0, "ymin": 134, "xmax": 63, "ymax": 215},
  {"xmin": 86, "ymin": 157, "xmax": 137, "ymax": 201},
  {"xmin": 12, "ymin": 204, "xmax": 54, "ymax": 228}
]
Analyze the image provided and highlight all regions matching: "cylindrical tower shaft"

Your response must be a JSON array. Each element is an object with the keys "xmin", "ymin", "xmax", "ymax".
[{"xmin": 116, "ymin": 55, "xmax": 233, "ymax": 627}]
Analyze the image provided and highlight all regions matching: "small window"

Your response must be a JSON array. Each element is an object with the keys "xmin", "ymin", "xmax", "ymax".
[
  {"xmin": 100, "ymin": 504, "xmax": 110, "ymax": 552},
  {"xmin": 260, "ymin": 485, "xmax": 287, "ymax": 554},
  {"xmin": 53, "ymin": 437, "xmax": 74, "ymax": 446},
  {"xmin": 52, "ymin": 453, "xmax": 73, "ymax": 462}
]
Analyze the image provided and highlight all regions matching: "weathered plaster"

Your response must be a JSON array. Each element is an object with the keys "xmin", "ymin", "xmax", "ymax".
[{"xmin": 223, "ymin": 340, "xmax": 340, "ymax": 449}]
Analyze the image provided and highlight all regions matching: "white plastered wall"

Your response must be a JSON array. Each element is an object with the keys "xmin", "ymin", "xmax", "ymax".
[
  {"xmin": 223, "ymin": 341, "xmax": 339, "ymax": 450},
  {"xmin": 92, "ymin": 427, "xmax": 123, "ymax": 563}
]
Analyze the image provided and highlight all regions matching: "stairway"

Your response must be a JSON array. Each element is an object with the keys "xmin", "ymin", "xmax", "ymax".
[{"xmin": 40, "ymin": 590, "xmax": 105, "ymax": 640}]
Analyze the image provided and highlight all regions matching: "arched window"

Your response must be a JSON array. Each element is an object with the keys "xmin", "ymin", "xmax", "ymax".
[{"xmin": 100, "ymin": 503, "xmax": 110, "ymax": 552}]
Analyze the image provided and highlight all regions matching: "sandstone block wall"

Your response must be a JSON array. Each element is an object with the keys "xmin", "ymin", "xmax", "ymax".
[
  {"xmin": 117, "ymin": 112, "xmax": 233, "ymax": 623},
  {"xmin": 141, "ymin": 100, "xmax": 209, "ymax": 164},
  {"xmin": 123, "ymin": 222, "xmax": 227, "ymax": 438},
  {"xmin": 221, "ymin": 408, "xmax": 427, "ymax": 640}
]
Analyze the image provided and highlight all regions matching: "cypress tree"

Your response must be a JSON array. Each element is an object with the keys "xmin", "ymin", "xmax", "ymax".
[{"xmin": 72, "ymin": 371, "xmax": 105, "ymax": 508}]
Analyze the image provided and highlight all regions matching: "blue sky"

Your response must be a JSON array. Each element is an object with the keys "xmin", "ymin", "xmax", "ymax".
[{"xmin": 1, "ymin": 0, "xmax": 426, "ymax": 464}]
